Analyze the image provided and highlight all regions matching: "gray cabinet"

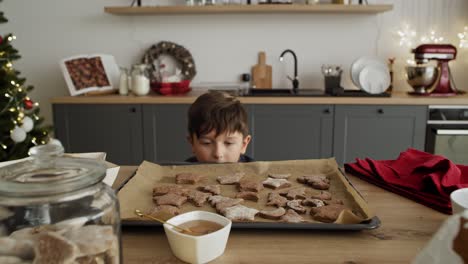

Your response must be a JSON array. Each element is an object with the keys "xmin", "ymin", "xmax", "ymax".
[
  {"xmin": 333, "ymin": 105, "xmax": 427, "ymax": 165},
  {"xmin": 249, "ymin": 104, "xmax": 334, "ymax": 161},
  {"xmin": 53, "ymin": 104, "xmax": 143, "ymax": 165},
  {"xmin": 143, "ymin": 104, "xmax": 192, "ymax": 163}
]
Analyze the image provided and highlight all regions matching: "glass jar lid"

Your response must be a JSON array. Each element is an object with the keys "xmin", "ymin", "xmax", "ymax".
[{"xmin": 0, "ymin": 144, "xmax": 107, "ymax": 197}]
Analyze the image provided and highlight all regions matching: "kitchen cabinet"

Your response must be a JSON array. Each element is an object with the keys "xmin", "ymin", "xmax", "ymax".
[
  {"xmin": 249, "ymin": 104, "xmax": 333, "ymax": 161},
  {"xmin": 52, "ymin": 101, "xmax": 427, "ymax": 166},
  {"xmin": 53, "ymin": 104, "xmax": 143, "ymax": 165},
  {"xmin": 142, "ymin": 104, "xmax": 192, "ymax": 163},
  {"xmin": 104, "ymin": 5, "xmax": 393, "ymax": 15},
  {"xmin": 333, "ymin": 105, "xmax": 427, "ymax": 165}
]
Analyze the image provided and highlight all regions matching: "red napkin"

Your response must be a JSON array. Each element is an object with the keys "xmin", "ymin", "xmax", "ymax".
[{"xmin": 345, "ymin": 148, "xmax": 468, "ymax": 214}]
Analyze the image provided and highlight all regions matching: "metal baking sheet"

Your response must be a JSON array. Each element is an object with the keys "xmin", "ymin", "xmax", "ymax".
[{"xmin": 117, "ymin": 162, "xmax": 380, "ymax": 231}]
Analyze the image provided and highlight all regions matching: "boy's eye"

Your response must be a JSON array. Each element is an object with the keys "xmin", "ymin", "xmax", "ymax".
[
  {"xmin": 225, "ymin": 142, "xmax": 235, "ymax": 146},
  {"xmin": 200, "ymin": 141, "xmax": 211, "ymax": 145}
]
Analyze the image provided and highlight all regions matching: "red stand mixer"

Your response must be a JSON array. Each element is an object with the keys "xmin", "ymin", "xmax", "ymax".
[{"xmin": 412, "ymin": 44, "xmax": 461, "ymax": 96}]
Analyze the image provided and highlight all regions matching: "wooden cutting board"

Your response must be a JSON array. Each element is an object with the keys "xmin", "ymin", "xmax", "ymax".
[{"xmin": 251, "ymin": 51, "xmax": 272, "ymax": 89}]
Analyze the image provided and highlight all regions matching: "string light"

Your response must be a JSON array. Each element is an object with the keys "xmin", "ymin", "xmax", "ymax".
[
  {"xmin": 9, "ymin": 107, "xmax": 16, "ymax": 112},
  {"xmin": 5, "ymin": 93, "xmax": 11, "ymax": 98},
  {"xmin": 7, "ymin": 35, "xmax": 16, "ymax": 41},
  {"xmin": 34, "ymin": 102, "xmax": 39, "ymax": 107},
  {"xmin": 420, "ymin": 30, "xmax": 444, "ymax": 43},
  {"xmin": 458, "ymin": 26, "xmax": 468, "ymax": 48},
  {"xmin": 6, "ymin": 62, "xmax": 12, "ymax": 68},
  {"xmin": 31, "ymin": 137, "xmax": 37, "ymax": 145},
  {"xmin": 10, "ymin": 81, "xmax": 15, "ymax": 85},
  {"xmin": 17, "ymin": 88, "xmax": 22, "ymax": 92},
  {"xmin": 396, "ymin": 24, "xmax": 417, "ymax": 47}
]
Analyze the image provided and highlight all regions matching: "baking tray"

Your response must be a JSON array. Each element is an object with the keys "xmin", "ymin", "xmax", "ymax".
[{"xmin": 118, "ymin": 162, "xmax": 381, "ymax": 231}]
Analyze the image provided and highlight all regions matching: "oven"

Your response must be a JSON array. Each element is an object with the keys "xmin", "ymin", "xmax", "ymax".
[{"xmin": 426, "ymin": 105, "xmax": 468, "ymax": 165}]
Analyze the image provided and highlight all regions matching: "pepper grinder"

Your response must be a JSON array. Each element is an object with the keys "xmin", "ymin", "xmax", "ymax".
[{"xmin": 240, "ymin": 73, "xmax": 251, "ymax": 96}]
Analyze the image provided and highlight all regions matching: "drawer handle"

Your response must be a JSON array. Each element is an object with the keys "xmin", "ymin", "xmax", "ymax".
[
  {"xmin": 323, "ymin": 108, "xmax": 331, "ymax": 114},
  {"xmin": 130, "ymin": 107, "xmax": 137, "ymax": 113},
  {"xmin": 377, "ymin": 109, "xmax": 384, "ymax": 114}
]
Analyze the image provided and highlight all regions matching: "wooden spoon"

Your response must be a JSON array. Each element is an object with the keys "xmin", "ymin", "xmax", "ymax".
[{"xmin": 134, "ymin": 209, "xmax": 196, "ymax": 234}]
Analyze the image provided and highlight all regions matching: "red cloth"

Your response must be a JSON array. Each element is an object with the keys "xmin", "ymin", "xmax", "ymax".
[{"xmin": 344, "ymin": 148, "xmax": 468, "ymax": 214}]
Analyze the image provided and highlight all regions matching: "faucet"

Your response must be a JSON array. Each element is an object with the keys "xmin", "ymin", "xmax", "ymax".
[{"xmin": 279, "ymin": 49, "xmax": 299, "ymax": 93}]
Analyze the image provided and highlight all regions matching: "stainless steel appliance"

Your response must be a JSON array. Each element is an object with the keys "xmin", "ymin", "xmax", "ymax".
[{"xmin": 426, "ymin": 105, "xmax": 468, "ymax": 164}]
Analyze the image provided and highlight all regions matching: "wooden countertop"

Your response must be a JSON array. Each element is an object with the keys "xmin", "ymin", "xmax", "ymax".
[
  {"xmin": 51, "ymin": 90, "xmax": 468, "ymax": 105},
  {"xmin": 114, "ymin": 166, "xmax": 448, "ymax": 263}
]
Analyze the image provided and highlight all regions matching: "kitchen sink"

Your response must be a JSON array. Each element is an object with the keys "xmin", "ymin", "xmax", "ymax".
[
  {"xmin": 242, "ymin": 89, "xmax": 391, "ymax": 97},
  {"xmin": 244, "ymin": 89, "xmax": 326, "ymax": 97}
]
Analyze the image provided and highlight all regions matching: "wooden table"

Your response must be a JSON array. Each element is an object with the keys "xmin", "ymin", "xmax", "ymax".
[{"xmin": 114, "ymin": 166, "xmax": 448, "ymax": 264}]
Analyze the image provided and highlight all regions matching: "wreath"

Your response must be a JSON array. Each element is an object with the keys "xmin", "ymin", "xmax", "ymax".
[{"xmin": 142, "ymin": 41, "xmax": 197, "ymax": 83}]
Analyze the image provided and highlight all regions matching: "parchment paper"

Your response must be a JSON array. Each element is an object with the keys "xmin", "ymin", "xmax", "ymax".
[{"xmin": 118, "ymin": 158, "xmax": 375, "ymax": 224}]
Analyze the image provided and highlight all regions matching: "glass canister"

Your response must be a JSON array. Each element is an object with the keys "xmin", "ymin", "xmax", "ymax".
[
  {"xmin": 130, "ymin": 64, "xmax": 150, "ymax": 96},
  {"xmin": 0, "ymin": 144, "xmax": 121, "ymax": 264}
]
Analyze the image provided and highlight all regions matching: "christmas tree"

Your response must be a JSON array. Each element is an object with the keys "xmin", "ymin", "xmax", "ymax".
[{"xmin": 0, "ymin": 7, "xmax": 51, "ymax": 161}]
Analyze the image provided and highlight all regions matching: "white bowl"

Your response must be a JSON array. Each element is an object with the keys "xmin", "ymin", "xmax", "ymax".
[
  {"xmin": 451, "ymin": 188, "xmax": 468, "ymax": 214},
  {"xmin": 163, "ymin": 211, "xmax": 232, "ymax": 264}
]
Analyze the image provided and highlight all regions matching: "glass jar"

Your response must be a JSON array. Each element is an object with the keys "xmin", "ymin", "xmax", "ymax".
[
  {"xmin": 119, "ymin": 67, "xmax": 129, "ymax": 96},
  {"xmin": 0, "ymin": 144, "xmax": 121, "ymax": 264},
  {"xmin": 130, "ymin": 64, "xmax": 150, "ymax": 96}
]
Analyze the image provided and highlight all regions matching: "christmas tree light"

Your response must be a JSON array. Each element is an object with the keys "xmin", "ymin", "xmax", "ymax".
[{"xmin": 0, "ymin": 3, "xmax": 51, "ymax": 161}]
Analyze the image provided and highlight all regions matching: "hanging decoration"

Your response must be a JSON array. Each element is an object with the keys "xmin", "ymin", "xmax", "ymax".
[{"xmin": 23, "ymin": 98, "xmax": 34, "ymax": 110}]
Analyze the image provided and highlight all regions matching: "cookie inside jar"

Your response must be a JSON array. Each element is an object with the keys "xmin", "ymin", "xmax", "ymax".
[{"xmin": 0, "ymin": 144, "xmax": 121, "ymax": 264}]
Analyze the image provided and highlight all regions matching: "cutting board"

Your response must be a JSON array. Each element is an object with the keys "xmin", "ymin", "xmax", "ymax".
[{"xmin": 251, "ymin": 51, "xmax": 272, "ymax": 89}]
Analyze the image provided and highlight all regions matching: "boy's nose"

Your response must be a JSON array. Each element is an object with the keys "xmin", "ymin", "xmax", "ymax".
[{"xmin": 213, "ymin": 145, "xmax": 224, "ymax": 160}]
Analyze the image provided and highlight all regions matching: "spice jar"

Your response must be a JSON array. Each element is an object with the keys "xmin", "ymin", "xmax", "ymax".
[{"xmin": 0, "ymin": 144, "xmax": 121, "ymax": 263}]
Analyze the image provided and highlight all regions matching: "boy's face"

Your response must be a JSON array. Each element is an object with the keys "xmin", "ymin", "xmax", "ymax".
[{"xmin": 188, "ymin": 130, "xmax": 251, "ymax": 163}]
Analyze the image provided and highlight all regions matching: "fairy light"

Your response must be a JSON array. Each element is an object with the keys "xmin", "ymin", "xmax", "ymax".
[
  {"xmin": 1, "ymin": 144, "xmax": 7, "ymax": 150},
  {"xmin": 17, "ymin": 88, "xmax": 22, "ymax": 92},
  {"xmin": 7, "ymin": 35, "xmax": 16, "ymax": 41},
  {"xmin": 406, "ymin": 59, "xmax": 417, "ymax": 65},
  {"xmin": 5, "ymin": 93, "xmax": 11, "ymax": 98},
  {"xmin": 18, "ymin": 112, "xmax": 24, "ymax": 119},
  {"xmin": 31, "ymin": 137, "xmax": 37, "ymax": 145},
  {"xmin": 10, "ymin": 80, "xmax": 15, "ymax": 85},
  {"xmin": 458, "ymin": 26, "xmax": 468, "ymax": 48},
  {"xmin": 420, "ymin": 30, "xmax": 444, "ymax": 43},
  {"xmin": 6, "ymin": 62, "xmax": 12, "ymax": 68},
  {"xmin": 9, "ymin": 107, "xmax": 16, "ymax": 112},
  {"xmin": 396, "ymin": 24, "xmax": 417, "ymax": 47},
  {"xmin": 34, "ymin": 102, "xmax": 39, "ymax": 107}
]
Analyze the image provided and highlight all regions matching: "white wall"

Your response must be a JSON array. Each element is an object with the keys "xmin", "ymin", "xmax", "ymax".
[{"xmin": 2, "ymin": 0, "xmax": 468, "ymax": 125}]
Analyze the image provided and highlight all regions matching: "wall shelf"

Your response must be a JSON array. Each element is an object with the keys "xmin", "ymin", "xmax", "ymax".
[{"xmin": 104, "ymin": 4, "xmax": 393, "ymax": 15}]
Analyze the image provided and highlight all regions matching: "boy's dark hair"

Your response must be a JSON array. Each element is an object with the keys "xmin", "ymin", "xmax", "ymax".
[{"xmin": 188, "ymin": 91, "xmax": 249, "ymax": 139}]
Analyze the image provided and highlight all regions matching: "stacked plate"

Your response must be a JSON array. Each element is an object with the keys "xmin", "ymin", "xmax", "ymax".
[{"xmin": 350, "ymin": 56, "xmax": 390, "ymax": 94}]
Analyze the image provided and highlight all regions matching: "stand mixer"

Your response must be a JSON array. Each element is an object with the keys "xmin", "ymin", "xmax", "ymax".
[{"xmin": 411, "ymin": 44, "xmax": 460, "ymax": 96}]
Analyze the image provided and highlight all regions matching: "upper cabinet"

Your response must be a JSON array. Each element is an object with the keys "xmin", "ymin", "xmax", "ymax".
[{"xmin": 104, "ymin": 4, "xmax": 393, "ymax": 15}]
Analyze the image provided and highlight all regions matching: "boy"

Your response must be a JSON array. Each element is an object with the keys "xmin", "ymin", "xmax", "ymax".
[{"xmin": 186, "ymin": 91, "xmax": 253, "ymax": 163}]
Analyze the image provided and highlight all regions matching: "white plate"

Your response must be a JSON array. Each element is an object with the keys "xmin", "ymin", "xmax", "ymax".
[
  {"xmin": 358, "ymin": 65, "xmax": 390, "ymax": 94},
  {"xmin": 350, "ymin": 56, "xmax": 388, "ymax": 89}
]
